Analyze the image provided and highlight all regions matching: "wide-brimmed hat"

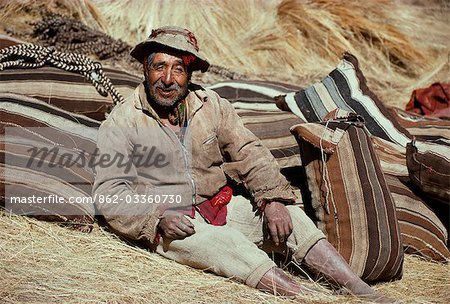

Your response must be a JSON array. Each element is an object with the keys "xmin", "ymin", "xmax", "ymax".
[{"xmin": 130, "ymin": 26, "xmax": 210, "ymax": 73}]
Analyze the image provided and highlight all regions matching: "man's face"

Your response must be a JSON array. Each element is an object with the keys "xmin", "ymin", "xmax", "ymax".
[{"xmin": 145, "ymin": 52, "xmax": 189, "ymax": 108}]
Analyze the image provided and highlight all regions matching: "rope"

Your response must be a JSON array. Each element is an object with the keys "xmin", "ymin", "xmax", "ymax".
[
  {"xmin": 0, "ymin": 43, "xmax": 124, "ymax": 106},
  {"xmin": 319, "ymin": 120, "xmax": 331, "ymax": 214},
  {"xmin": 319, "ymin": 120, "xmax": 340, "ymax": 247},
  {"xmin": 33, "ymin": 12, "xmax": 130, "ymax": 60}
]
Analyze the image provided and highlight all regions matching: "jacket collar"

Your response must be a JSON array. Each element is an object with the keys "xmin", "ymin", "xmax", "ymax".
[{"xmin": 134, "ymin": 81, "xmax": 206, "ymax": 121}]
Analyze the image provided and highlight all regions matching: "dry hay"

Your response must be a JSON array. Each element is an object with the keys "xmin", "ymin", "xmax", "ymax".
[
  {"xmin": 1, "ymin": 210, "xmax": 449, "ymax": 303},
  {"xmin": 94, "ymin": 0, "xmax": 450, "ymax": 108},
  {"xmin": 0, "ymin": 6, "xmax": 246, "ymax": 83},
  {"xmin": 0, "ymin": 0, "xmax": 106, "ymax": 35},
  {"xmin": 1, "ymin": 0, "xmax": 449, "ymax": 107}
]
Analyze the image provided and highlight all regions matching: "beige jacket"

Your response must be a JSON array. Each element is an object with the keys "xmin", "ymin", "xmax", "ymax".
[{"xmin": 92, "ymin": 82, "xmax": 296, "ymax": 246}]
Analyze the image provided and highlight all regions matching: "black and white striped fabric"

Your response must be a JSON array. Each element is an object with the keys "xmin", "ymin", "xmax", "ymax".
[{"xmin": 280, "ymin": 53, "xmax": 412, "ymax": 146}]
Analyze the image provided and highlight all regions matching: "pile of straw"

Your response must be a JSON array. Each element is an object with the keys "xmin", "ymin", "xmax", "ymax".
[
  {"xmin": 1, "ymin": 0, "xmax": 448, "ymax": 107},
  {"xmin": 94, "ymin": 0, "xmax": 449, "ymax": 108},
  {"xmin": 1, "ymin": 211, "xmax": 449, "ymax": 303},
  {"xmin": 0, "ymin": 0, "xmax": 106, "ymax": 34}
]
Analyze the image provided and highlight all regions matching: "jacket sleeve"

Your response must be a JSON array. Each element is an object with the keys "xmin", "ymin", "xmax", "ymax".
[
  {"xmin": 214, "ymin": 94, "xmax": 297, "ymax": 206},
  {"xmin": 92, "ymin": 115, "xmax": 163, "ymax": 247}
]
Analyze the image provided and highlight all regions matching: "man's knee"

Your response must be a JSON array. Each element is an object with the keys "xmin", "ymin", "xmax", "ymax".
[
  {"xmin": 158, "ymin": 222, "xmax": 275, "ymax": 285},
  {"xmin": 159, "ymin": 222, "xmax": 259, "ymax": 258},
  {"xmin": 285, "ymin": 205, "xmax": 326, "ymax": 261},
  {"xmin": 202, "ymin": 225, "xmax": 260, "ymax": 254}
]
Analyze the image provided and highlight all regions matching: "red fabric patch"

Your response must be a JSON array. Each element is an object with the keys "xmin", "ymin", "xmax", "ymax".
[
  {"xmin": 406, "ymin": 82, "xmax": 450, "ymax": 118},
  {"xmin": 196, "ymin": 186, "xmax": 233, "ymax": 226},
  {"xmin": 154, "ymin": 186, "xmax": 233, "ymax": 244}
]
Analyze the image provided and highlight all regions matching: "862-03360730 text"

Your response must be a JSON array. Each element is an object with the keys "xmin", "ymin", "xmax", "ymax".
[{"xmin": 8, "ymin": 194, "xmax": 183, "ymax": 205}]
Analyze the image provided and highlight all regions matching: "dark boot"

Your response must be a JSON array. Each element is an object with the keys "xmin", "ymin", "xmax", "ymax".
[
  {"xmin": 304, "ymin": 239, "xmax": 397, "ymax": 303},
  {"xmin": 256, "ymin": 267, "xmax": 316, "ymax": 297}
]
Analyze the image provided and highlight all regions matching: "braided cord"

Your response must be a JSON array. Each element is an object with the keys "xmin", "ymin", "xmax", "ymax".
[{"xmin": 0, "ymin": 44, "xmax": 124, "ymax": 106}]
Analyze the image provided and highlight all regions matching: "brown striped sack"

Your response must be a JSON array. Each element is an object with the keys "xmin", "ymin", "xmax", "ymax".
[
  {"xmin": 290, "ymin": 111, "xmax": 403, "ymax": 282},
  {"xmin": 0, "ymin": 35, "xmax": 141, "ymax": 122},
  {"xmin": 208, "ymin": 80, "xmax": 303, "ymax": 112},
  {"xmin": 208, "ymin": 80, "xmax": 306, "ymax": 169},
  {"xmin": 235, "ymin": 109, "xmax": 303, "ymax": 169},
  {"xmin": 0, "ymin": 34, "xmax": 25, "ymax": 49},
  {"xmin": 1, "ymin": 93, "xmax": 100, "ymax": 231},
  {"xmin": 388, "ymin": 107, "xmax": 450, "ymax": 142},
  {"xmin": 0, "ymin": 66, "xmax": 141, "ymax": 121},
  {"xmin": 386, "ymin": 174, "xmax": 450, "ymax": 261},
  {"xmin": 277, "ymin": 53, "xmax": 411, "ymax": 145},
  {"xmin": 406, "ymin": 139, "xmax": 450, "ymax": 204}
]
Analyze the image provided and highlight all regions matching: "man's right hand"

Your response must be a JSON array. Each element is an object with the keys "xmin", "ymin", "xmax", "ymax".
[{"xmin": 158, "ymin": 210, "xmax": 195, "ymax": 240}]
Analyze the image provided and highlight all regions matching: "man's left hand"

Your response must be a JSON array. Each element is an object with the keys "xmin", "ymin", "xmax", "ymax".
[{"xmin": 263, "ymin": 201, "xmax": 293, "ymax": 246}]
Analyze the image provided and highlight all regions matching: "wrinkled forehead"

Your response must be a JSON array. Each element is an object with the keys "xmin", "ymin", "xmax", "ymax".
[
  {"xmin": 150, "ymin": 52, "xmax": 184, "ymax": 64},
  {"xmin": 144, "ymin": 46, "xmax": 187, "ymax": 64}
]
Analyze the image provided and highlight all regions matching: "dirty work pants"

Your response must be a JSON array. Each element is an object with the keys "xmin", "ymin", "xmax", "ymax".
[{"xmin": 155, "ymin": 195, "xmax": 325, "ymax": 287}]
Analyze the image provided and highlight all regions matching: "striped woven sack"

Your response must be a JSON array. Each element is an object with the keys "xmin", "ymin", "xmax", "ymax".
[
  {"xmin": 276, "ymin": 52, "xmax": 413, "ymax": 178},
  {"xmin": 235, "ymin": 109, "xmax": 302, "ymax": 169},
  {"xmin": 209, "ymin": 80, "xmax": 302, "ymax": 112},
  {"xmin": 0, "ymin": 66, "xmax": 140, "ymax": 121},
  {"xmin": 1, "ymin": 93, "xmax": 99, "ymax": 231},
  {"xmin": 278, "ymin": 53, "xmax": 411, "ymax": 145},
  {"xmin": 388, "ymin": 107, "xmax": 450, "ymax": 142},
  {"xmin": 290, "ymin": 111, "xmax": 403, "ymax": 282},
  {"xmin": 208, "ymin": 80, "xmax": 305, "ymax": 169},
  {"xmin": 0, "ymin": 36, "xmax": 141, "ymax": 121},
  {"xmin": 406, "ymin": 139, "xmax": 450, "ymax": 204},
  {"xmin": 388, "ymin": 107, "xmax": 450, "ymax": 205},
  {"xmin": 385, "ymin": 174, "xmax": 449, "ymax": 261}
]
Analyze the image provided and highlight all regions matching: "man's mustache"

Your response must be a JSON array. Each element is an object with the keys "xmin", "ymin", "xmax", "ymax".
[{"xmin": 154, "ymin": 80, "xmax": 181, "ymax": 91}]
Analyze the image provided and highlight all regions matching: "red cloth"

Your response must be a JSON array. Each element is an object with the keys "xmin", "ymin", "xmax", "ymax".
[
  {"xmin": 155, "ymin": 186, "xmax": 233, "ymax": 243},
  {"xmin": 196, "ymin": 186, "xmax": 233, "ymax": 226},
  {"xmin": 406, "ymin": 82, "xmax": 450, "ymax": 118}
]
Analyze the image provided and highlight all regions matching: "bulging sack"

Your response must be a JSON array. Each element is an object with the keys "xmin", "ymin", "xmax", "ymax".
[{"xmin": 290, "ymin": 110, "xmax": 403, "ymax": 282}]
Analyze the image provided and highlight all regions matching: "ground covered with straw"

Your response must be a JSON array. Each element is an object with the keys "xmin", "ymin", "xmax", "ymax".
[{"xmin": 1, "ymin": 212, "xmax": 449, "ymax": 304}]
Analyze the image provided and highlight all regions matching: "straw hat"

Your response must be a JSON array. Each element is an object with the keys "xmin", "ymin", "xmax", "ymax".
[{"xmin": 130, "ymin": 26, "xmax": 210, "ymax": 72}]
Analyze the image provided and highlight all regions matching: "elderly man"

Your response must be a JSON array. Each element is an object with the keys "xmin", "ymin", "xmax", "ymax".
[{"xmin": 93, "ymin": 26, "xmax": 392, "ymax": 302}]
